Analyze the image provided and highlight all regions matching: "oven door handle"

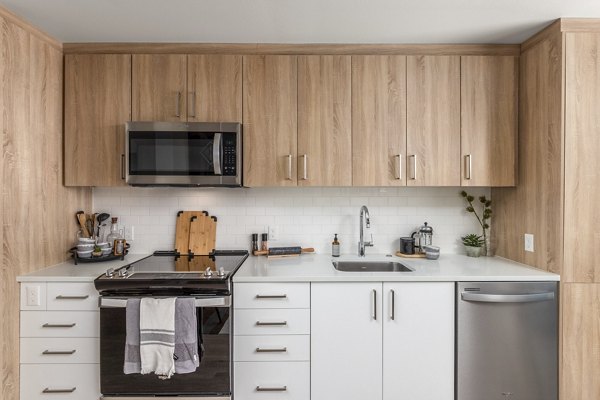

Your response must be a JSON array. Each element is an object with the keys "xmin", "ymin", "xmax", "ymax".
[
  {"xmin": 99, "ymin": 296, "xmax": 231, "ymax": 308},
  {"xmin": 213, "ymin": 132, "xmax": 222, "ymax": 175}
]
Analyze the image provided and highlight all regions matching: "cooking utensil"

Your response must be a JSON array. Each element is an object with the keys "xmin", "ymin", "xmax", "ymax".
[
  {"xmin": 175, "ymin": 211, "xmax": 201, "ymax": 254},
  {"xmin": 76, "ymin": 211, "xmax": 90, "ymax": 237},
  {"xmin": 96, "ymin": 213, "xmax": 110, "ymax": 239},
  {"xmin": 411, "ymin": 222, "xmax": 434, "ymax": 254},
  {"xmin": 85, "ymin": 215, "xmax": 94, "ymax": 240}
]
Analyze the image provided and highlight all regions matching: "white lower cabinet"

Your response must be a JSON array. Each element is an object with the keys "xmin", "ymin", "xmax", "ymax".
[
  {"xmin": 20, "ymin": 364, "xmax": 100, "ymax": 400},
  {"xmin": 234, "ymin": 362, "xmax": 310, "ymax": 400},
  {"xmin": 311, "ymin": 282, "xmax": 455, "ymax": 400}
]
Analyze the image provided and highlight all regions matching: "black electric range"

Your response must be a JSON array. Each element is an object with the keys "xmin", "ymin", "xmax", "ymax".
[{"xmin": 94, "ymin": 250, "xmax": 249, "ymax": 296}]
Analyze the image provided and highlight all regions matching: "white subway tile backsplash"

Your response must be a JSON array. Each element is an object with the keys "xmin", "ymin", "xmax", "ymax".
[{"xmin": 93, "ymin": 187, "xmax": 490, "ymax": 255}]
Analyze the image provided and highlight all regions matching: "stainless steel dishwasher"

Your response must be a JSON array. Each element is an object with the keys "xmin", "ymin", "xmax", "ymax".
[{"xmin": 456, "ymin": 281, "xmax": 558, "ymax": 400}]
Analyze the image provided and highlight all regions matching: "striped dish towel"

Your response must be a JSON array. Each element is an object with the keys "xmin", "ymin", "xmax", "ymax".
[{"xmin": 140, "ymin": 297, "xmax": 176, "ymax": 378}]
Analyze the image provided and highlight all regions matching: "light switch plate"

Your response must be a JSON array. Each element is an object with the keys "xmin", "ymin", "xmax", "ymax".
[{"xmin": 524, "ymin": 233, "xmax": 535, "ymax": 252}]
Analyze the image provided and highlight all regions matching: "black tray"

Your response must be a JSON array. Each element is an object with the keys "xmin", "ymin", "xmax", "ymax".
[{"xmin": 69, "ymin": 244, "xmax": 130, "ymax": 265}]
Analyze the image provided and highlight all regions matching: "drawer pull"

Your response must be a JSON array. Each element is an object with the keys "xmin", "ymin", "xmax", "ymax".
[
  {"xmin": 42, "ymin": 387, "xmax": 76, "ymax": 394},
  {"xmin": 56, "ymin": 295, "xmax": 90, "ymax": 300},
  {"xmin": 256, "ymin": 321, "xmax": 287, "ymax": 326},
  {"xmin": 255, "ymin": 294, "xmax": 287, "ymax": 299},
  {"xmin": 42, "ymin": 323, "xmax": 76, "ymax": 328},
  {"xmin": 42, "ymin": 350, "xmax": 77, "ymax": 355},
  {"xmin": 256, "ymin": 386, "xmax": 287, "ymax": 392},
  {"xmin": 256, "ymin": 347, "xmax": 288, "ymax": 353}
]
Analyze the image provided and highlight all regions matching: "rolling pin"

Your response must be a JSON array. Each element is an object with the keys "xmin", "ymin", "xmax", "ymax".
[{"xmin": 253, "ymin": 247, "xmax": 315, "ymax": 256}]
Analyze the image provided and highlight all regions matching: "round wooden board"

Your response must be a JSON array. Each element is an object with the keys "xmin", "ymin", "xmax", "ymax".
[{"xmin": 396, "ymin": 251, "xmax": 426, "ymax": 258}]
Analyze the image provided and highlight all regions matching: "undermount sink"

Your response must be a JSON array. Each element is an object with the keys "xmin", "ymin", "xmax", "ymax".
[{"xmin": 332, "ymin": 260, "xmax": 414, "ymax": 272}]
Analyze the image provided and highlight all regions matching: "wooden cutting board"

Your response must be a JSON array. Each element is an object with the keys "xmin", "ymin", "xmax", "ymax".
[
  {"xmin": 175, "ymin": 211, "xmax": 202, "ymax": 254},
  {"xmin": 189, "ymin": 212, "xmax": 217, "ymax": 255}
]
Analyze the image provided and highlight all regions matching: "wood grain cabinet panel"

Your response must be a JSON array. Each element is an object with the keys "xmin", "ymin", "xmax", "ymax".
[
  {"xmin": 132, "ymin": 54, "xmax": 187, "ymax": 121},
  {"xmin": 406, "ymin": 55, "xmax": 460, "ymax": 186},
  {"xmin": 564, "ymin": 33, "xmax": 600, "ymax": 283},
  {"xmin": 298, "ymin": 55, "xmax": 352, "ymax": 186},
  {"xmin": 64, "ymin": 54, "xmax": 131, "ymax": 186},
  {"xmin": 461, "ymin": 56, "xmax": 518, "ymax": 187},
  {"xmin": 187, "ymin": 55, "xmax": 242, "ymax": 122},
  {"xmin": 352, "ymin": 56, "xmax": 406, "ymax": 186},
  {"xmin": 243, "ymin": 55, "xmax": 298, "ymax": 187}
]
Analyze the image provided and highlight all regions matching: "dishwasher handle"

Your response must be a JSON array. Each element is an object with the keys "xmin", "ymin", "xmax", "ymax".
[{"xmin": 461, "ymin": 291, "xmax": 555, "ymax": 303}]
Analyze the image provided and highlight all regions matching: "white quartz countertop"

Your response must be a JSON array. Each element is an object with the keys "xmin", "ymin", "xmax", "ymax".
[
  {"xmin": 16, "ymin": 253, "xmax": 151, "ymax": 282},
  {"xmin": 232, "ymin": 253, "xmax": 560, "ymax": 282}
]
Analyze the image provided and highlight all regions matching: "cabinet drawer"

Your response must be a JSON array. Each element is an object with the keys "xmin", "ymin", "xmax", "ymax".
[
  {"xmin": 235, "ymin": 283, "xmax": 310, "ymax": 309},
  {"xmin": 20, "ymin": 364, "xmax": 100, "ymax": 400},
  {"xmin": 234, "ymin": 335, "xmax": 310, "ymax": 362},
  {"xmin": 20, "ymin": 311, "xmax": 99, "ymax": 338},
  {"xmin": 234, "ymin": 362, "xmax": 310, "ymax": 400},
  {"xmin": 47, "ymin": 282, "xmax": 99, "ymax": 311},
  {"xmin": 20, "ymin": 338, "xmax": 99, "ymax": 364},
  {"xmin": 234, "ymin": 309, "xmax": 310, "ymax": 335}
]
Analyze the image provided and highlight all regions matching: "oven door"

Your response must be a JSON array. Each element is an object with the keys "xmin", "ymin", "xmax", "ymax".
[{"xmin": 99, "ymin": 296, "xmax": 231, "ymax": 398}]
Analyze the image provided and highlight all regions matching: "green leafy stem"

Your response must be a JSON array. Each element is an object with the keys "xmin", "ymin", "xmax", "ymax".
[{"xmin": 460, "ymin": 191, "xmax": 492, "ymax": 254}]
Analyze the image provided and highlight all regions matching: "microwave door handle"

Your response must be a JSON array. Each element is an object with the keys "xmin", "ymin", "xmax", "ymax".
[{"xmin": 213, "ymin": 132, "xmax": 222, "ymax": 175}]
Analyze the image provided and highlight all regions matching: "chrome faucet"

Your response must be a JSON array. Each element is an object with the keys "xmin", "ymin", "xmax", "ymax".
[{"xmin": 358, "ymin": 205, "xmax": 374, "ymax": 257}]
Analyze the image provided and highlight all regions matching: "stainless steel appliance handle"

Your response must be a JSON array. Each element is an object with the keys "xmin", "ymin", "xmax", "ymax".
[
  {"xmin": 256, "ymin": 386, "xmax": 287, "ymax": 392},
  {"xmin": 390, "ymin": 289, "xmax": 395, "ymax": 320},
  {"xmin": 256, "ymin": 347, "xmax": 287, "ymax": 353},
  {"xmin": 465, "ymin": 154, "xmax": 472, "ymax": 180},
  {"xmin": 43, "ymin": 350, "xmax": 76, "ymax": 355},
  {"xmin": 55, "ymin": 295, "xmax": 89, "ymax": 300},
  {"xmin": 42, "ymin": 387, "xmax": 76, "ymax": 394},
  {"xmin": 287, "ymin": 154, "xmax": 293, "ymax": 180},
  {"xmin": 121, "ymin": 154, "xmax": 125, "ymax": 180},
  {"xmin": 42, "ymin": 323, "xmax": 76, "ymax": 328},
  {"xmin": 175, "ymin": 91, "xmax": 181, "ymax": 117},
  {"xmin": 255, "ymin": 294, "xmax": 287, "ymax": 299},
  {"xmin": 302, "ymin": 154, "xmax": 308, "ymax": 180},
  {"xmin": 395, "ymin": 154, "xmax": 402, "ymax": 180},
  {"xmin": 372, "ymin": 289, "xmax": 377, "ymax": 320},
  {"xmin": 461, "ymin": 292, "xmax": 555, "ymax": 303},
  {"xmin": 256, "ymin": 321, "xmax": 288, "ymax": 326},
  {"xmin": 100, "ymin": 296, "xmax": 231, "ymax": 308},
  {"xmin": 213, "ymin": 132, "xmax": 222, "ymax": 175}
]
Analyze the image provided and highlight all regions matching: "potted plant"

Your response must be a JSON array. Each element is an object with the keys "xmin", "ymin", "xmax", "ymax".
[
  {"xmin": 460, "ymin": 191, "xmax": 492, "ymax": 256},
  {"xmin": 461, "ymin": 234, "xmax": 485, "ymax": 257}
]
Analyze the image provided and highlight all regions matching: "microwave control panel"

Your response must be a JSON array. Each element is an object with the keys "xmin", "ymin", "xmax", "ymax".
[{"xmin": 222, "ymin": 133, "xmax": 237, "ymax": 176}]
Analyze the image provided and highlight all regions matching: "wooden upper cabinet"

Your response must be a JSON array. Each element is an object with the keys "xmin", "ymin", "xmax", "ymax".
[
  {"xmin": 64, "ymin": 54, "xmax": 131, "ymax": 186},
  {"xmin": 298, "ymin": 55, "xmax": 352, "ymax": 186},
  {"xmin": 243, "ymin": 55, "xmax": 298, "ymax": 187},
  {"xmin": 187, "ymin": 55, "xmax": 242, "ymax": 122},
  {"xmin": 352, "ymin": 56, "xmax": 407, "ymax": 186},
  {"xmin": 132, "ymin": 54, "xmax": 187, "ymax": 121},
  {"xmin": 461, "ymin": 56, "xmax": 518, "ymax": 187},
  {"xmin": 407, "ymin": 56, "xmax": 460, "ymax": 186}
]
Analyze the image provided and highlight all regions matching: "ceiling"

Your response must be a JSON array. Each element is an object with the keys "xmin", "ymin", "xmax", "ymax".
[{"xmin": 1, "ymin": 0, "xmax": 599, "ymax": 44}]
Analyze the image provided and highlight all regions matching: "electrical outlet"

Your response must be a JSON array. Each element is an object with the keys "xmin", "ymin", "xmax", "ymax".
[
  {"xmin": 26, "ymin": 286, "xmax": 41, "ymax": 306},
  {"xmin": 123, "ymin": 225, "xmax": 135, "ymax": 241},
  {"xmin": 524, "ymin": 233, "xmax": 534, "ymax": 252},
  {"xmin": 269, "ymin": 226, "xmax": 278, "ymax": 241}
]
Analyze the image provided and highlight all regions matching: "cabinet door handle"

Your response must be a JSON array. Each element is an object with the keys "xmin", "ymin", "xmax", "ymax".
[
  {"xmin": 464, "ymin": 154, "xmax": 472, "ymax": 180},
  {"xmin": 42, "ymin": 350, "xmax": 76, "ymax": 355},
  {"xmin": 175, "ymin": 91, "xmax": 181, "ymax": 117},
  {"xmin": 42, "ymin": 387, "xmax": 76, "ymax": 394},
  {"xmin": 372, "ymin": 289, "xmax": 377, "ymax": 320},
  {"xmin": 390, "ymin": 289, "xmax": 395, "ymax": 320},
  {"xmin": 256, "ymin": 321, "xmax": 288, "ymax": 326},
  {"xmin": 255, "ymin": 294, "xmax": 287, "ymax": 299},
  {"xmin": 409, "ymin": 155, "xmax": 417, "ymax": 180},
  {"xmin": 256, "ymin": 386, "xmax": 287, "ymax": 392},
  {"xmin": 121, "ymin": 154, "xmax": 126, "ymax": 180},
  {"xmin": 42, "ymin": 323, "xmax": 76, "ymax": 328},
  {"xmin": 190, "ymin": 91, "xmax": 196, "ymax": 118},
  {"xmin": 55, "ymin": 295, "xmax": 89, "ymax": 300},
  {"xmin": 256, "ymin": 347, "xmax": 287, "ymax": 353},
  {"xmin": 287, "ymin": 154, "xmax": 293, "ymax": 180},
  {"xmin": 301, "ymin": 154, "xmax": 308, "ymax": 180},
  {"xmin": 395, "ymin": 154, "xmax": 402, "ymax": 180}
]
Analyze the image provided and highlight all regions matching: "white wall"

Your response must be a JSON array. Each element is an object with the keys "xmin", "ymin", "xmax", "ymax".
[{"xmin": 93, "ymin": 186, "xmax": 490, "ymax": 255}]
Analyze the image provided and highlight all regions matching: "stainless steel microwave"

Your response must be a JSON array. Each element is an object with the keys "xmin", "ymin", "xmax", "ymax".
[{"xmin": 125, "ymin": 121, "xmax": 242, "ymax": 187}]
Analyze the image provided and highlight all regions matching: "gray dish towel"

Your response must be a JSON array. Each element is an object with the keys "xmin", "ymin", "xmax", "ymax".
[{"xmin": 124, "ymin": 298, "xmax": 200, "ymax": 375}]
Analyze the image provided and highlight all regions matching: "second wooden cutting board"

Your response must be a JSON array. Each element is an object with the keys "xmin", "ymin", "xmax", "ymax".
[
  {"xmin": 175, "ymin": 211, "xmax": 202, "ymax": 254},
  {"xmin": 189, "ymin": 213, "xmax": 217, "ymax": 255}
]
